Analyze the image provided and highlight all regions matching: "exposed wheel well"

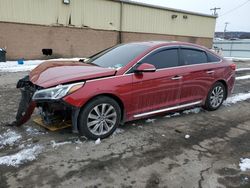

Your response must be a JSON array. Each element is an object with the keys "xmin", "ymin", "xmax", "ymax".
[
  {"xmin": 216, "ymin": 80, "xmax": 228, "ymax": 99},
  {"xmin": 81, "ymin": 94, "xmax": 125, "ymax": 123}
]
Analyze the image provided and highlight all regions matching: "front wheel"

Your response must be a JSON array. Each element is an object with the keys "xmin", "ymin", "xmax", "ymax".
[
  {"xmin": 78, "ymin": 96, "xmax": 121, "ymax": 140},
  {"xmin": 204, "ymin": 82, "xmax": 226, "ymax": 111}
]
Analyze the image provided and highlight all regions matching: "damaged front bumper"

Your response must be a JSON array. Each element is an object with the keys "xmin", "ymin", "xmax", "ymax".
[{"xmin": 12, "ymin": 76, "xmax": 80, "ymax": 132}]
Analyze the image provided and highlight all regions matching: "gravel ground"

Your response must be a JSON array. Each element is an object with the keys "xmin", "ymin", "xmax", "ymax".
[{"xmin": 0, "ymin": 61, "xmax": 250, "ymax": 188}]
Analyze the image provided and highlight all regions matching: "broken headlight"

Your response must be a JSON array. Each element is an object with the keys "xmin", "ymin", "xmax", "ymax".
[{"xmin": 32, "ymin": 82, "xmax": 85, "ymax": 100}]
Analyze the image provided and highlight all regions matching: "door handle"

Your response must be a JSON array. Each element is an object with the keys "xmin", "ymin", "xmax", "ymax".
[
  {"xmin": 171, "ymin": 75, "xmax": 183, "ymax": 80},
  {"xmin": 206, "ymin": 70, "xmax": 215, "ymax": 74}
]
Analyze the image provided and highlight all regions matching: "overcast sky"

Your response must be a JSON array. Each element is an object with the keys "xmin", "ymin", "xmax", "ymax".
[{"xmin": 132, "ymin": 0, "xmax": 250, "ymax": 32}]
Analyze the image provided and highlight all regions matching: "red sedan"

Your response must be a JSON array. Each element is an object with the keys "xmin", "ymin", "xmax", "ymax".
[{"xmin": 13, "ymin": 41, "xmax": 236, "ymax": 139}]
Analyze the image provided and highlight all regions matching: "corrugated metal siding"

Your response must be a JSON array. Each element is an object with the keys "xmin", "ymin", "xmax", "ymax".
[
  {"xmin": 0, "ymin": 0, "xmax": 216, "ymax": 38},
  {"xmin": 71, "ymin": 0, "xmax": 120, "ymax": 30},
  {"xmin": 122, "ymin": 4, "xmax": 215, "ymax": 38},
  {"xmin": 0, "ymin": 0, "xmax": 59, "ymax": 25}
]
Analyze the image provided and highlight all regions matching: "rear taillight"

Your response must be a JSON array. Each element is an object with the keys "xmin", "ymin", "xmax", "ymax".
[{"xmin": 230, "ymin": 63, "xmax": 236, "ymax": 70}]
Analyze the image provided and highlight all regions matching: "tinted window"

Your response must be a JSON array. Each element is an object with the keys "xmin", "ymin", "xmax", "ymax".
[
  {"xmin": 86, "ymin": 44, "xmax": 149, "ymax": 69},
  {"xmin": 207, "ymin": 52, "xmax": 221, "ymax": 62},
  {"xmin": 141, "ymin": 49, "xmax": 179, "ymax": 69},
  {"xmin": 181, "ymin": 49, "xmax": 207, "ymax": 65}
]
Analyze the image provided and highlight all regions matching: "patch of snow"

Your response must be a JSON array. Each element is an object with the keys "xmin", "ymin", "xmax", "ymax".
[
  {"xmin": 164, "ymin": 112, "xmax": 181, "ymax": 118},
  {"xmin": 25, "ymin": 127, "xmax": 44, "ymax": 135},
  {"xmin": 113, "ymin": 128, "xmax": 125, "ymax": 135},
  {"xmin": 239, "ymin": 158, "xmax": 250, "ymax": 171},
  {"xmin": 185, "ymin": 135, "xmax": 190, "ymax": 139},
  {"xmin": 224, "ymin": 57, "xmax": 250, "ymax": 61},
  {"xmin": 95, "ymin": 138, "xmax": 101, "ymax": 145},
  {"xmin": 0, "ymin": 58, "xmax": 82, "ymax": 72},
  {"xmin": 51, "ymin": 140, "xmax": 72, "ymax": 148},
  {"xmin": 236, "ymin": 75, "xmax": 250, "ymax": 80},
  {"xmin": 0, "ymin": 130, "xmax": 22, "ymax": 149},
  {"xmin": 224, "ymin": 92, "xmax": 250, "ymax": 106},
  {"xmin": 236, "ymin": 68, "xmax": 250, "ymax": 72},
  {"xmin": 0, "ymin": 145, "xmax": 43, "ymax": 167},
  {"xmin": 183, "ymin": 108, "xmax": 201, "ymax": 115},
  {"xmin": 145, "ymin": 119, "xmax": 156, "ymax": 123}
]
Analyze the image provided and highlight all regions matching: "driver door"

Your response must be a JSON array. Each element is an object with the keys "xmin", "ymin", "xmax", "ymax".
[{"xmin": 129, "ymin": 48, "xmax": 182, "ymax": 118}]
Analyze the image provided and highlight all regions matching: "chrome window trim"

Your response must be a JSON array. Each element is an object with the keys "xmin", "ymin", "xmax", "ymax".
[
  {"xmin": 124, "ymin": 45, "xmax": 222, "ymax": 74},
  {"xmin": 133, "ymin": 100, "xmax": 202, "ymax": 118}
]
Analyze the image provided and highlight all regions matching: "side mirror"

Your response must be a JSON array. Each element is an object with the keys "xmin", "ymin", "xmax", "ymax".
[{"xmin": 134, "ymin": 63, "xmax": 156, "ymax": 73}]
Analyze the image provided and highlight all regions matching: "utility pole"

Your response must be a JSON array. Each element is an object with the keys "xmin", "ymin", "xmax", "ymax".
[
  {"xmin": 223, "ymin": 22, "xmax": 229, "ymax": 39},
  {"xmin": 210, "ymin": 7, "xmax": 221, "ymax": 16}
]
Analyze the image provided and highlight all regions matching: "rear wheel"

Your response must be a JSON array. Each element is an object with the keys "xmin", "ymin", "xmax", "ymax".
[
  {"xmin": 78, "ymin": 96, "xmax": 121, "ymax": 140},
  {"xmin": 204, "ymin": 82, "xmax": 226, "ymax": 111}
]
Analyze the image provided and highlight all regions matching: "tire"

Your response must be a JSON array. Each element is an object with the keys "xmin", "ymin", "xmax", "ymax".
[
  {"xmin": 204, "ymin": 82, "xmax": 226, "ymax": 111},
  {"xmin": 78, "ymin": 96, "xmax": 121, "ymax": 140}
]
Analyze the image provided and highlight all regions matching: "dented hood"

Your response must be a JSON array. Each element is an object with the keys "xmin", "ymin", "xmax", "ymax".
[{"xmin": 29, "ymin": 61, "xmax": 116, "ymax": 88}]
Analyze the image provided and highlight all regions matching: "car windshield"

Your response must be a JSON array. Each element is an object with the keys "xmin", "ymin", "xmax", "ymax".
[{"xmin": 85, "ymin": 44, "xmax": 150, "ymax": 69}]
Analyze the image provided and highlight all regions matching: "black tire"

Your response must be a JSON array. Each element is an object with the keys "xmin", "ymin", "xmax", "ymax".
[
  {"xmin": 78, "ymin": 96, "xmax": 121, "ymax": 140},
  {"xmin": 204, "ymin": 82, "xmax": 226, "ymax": 111}
]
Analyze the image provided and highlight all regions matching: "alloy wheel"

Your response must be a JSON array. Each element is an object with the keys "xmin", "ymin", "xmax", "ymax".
[
  {"xmin": 87, "ymin": 103, "xmax": 117, "ymax": 136},
  {"xmin": 209, "ymin": 86, "xmax": 224, "ymax": 108}
]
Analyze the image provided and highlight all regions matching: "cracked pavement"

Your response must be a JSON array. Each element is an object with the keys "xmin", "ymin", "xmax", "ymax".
[{"xmin": 0, "ymin": 61, "xmax": 250, "ymax": 188}]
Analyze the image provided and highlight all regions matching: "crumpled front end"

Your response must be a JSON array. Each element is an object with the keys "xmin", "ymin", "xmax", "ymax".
[{"xmin": 10, "ymin": 75, "xmax": 84, "ymax": 133}]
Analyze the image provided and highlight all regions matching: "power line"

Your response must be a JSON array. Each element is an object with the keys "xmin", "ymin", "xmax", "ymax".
[{"xmin": 220, "ymin": 0, "xmax": 250, "ymax": 17}]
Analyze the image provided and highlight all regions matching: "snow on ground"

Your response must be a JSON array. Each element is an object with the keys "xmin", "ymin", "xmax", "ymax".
[
  {"xmin": 225, "ymin": 57, "xmax": 250, "ymax": 61},
  {"xmin": 112, "ymin": 128, "xmax": 125, "ymax": 135},
  {"xmin": 0, "ymin": 145, "xmax": 43, "ymax": 167},
  {"xmin": 236, "ymin": 75, "xmax": 250, "ymax": 80},
  {"xmin": 0, "ymin": 58, "xmax": 82, "ymax": 72},
  {"xmin": 224, "ymin": 92, "xmax": 250, "ymax": 106},
  {"xmin": 183, "ymin": 108, "xmax": 201, "ymax": 115},
  {"xmin": 0, "ymin": 130, "xmax": 22, "ymax": 149},
  {"xmin": 239, "ymin": 158, "xmax": 250, "ymax": 171},
  {"xmin": 236, "ymin": 68, "xmax": 250, "ymax": 72},
  {"xmin": 95, "ymin": 138, "xmax": 101, "ymax": 145},
  {"xmin": 165, "ymin": 112, "xmax": 180, "ymax": 118},
  {"xmin": 145, "ymin": 119, "xmax": 156, "ymax": 123},
  {"xmin": 25, "ymin": 126, "xmax": 46, "ymax": 135}
]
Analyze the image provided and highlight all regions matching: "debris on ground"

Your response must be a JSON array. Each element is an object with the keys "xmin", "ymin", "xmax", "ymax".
[
  {"xmin": 51, "ymin": 140, "xmax": 72, "ymax": 148},
  {"xmin": 185, "ymin": 135, "xmax": 190, "ymax": 139},
  {"xmin": 0, "ymin": 145, "xmax": 43, "ymax": 167},
  {"xmin": 239, "ymin": 158, "xmax": 250, "ymax": 171}
]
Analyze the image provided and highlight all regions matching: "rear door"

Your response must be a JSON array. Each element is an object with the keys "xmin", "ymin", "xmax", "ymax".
[
  {"xmin": 130, "ymin": 47, "xmax": 183, "ymax": 118},
  {"xmin": 178, "ymin": 47, "xmax": 218, "ymax": 104}
]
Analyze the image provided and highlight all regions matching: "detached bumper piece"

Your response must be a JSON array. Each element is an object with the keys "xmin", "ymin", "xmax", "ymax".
[{"xmin": 10, "ymin": 76, "xmax": 36, "ymax": 126}]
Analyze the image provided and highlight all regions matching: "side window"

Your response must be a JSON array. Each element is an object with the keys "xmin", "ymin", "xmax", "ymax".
[
  {"xmin": 181, "ymin": 49, "xmax": 207, "ymax": 65},
  {"xmin": 141, "ymin": 49, "xmax": 179, "ymax": 69},
  {"xmin": 207, "ymin": 52, "xmax": 221, "ymax": 62}
]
